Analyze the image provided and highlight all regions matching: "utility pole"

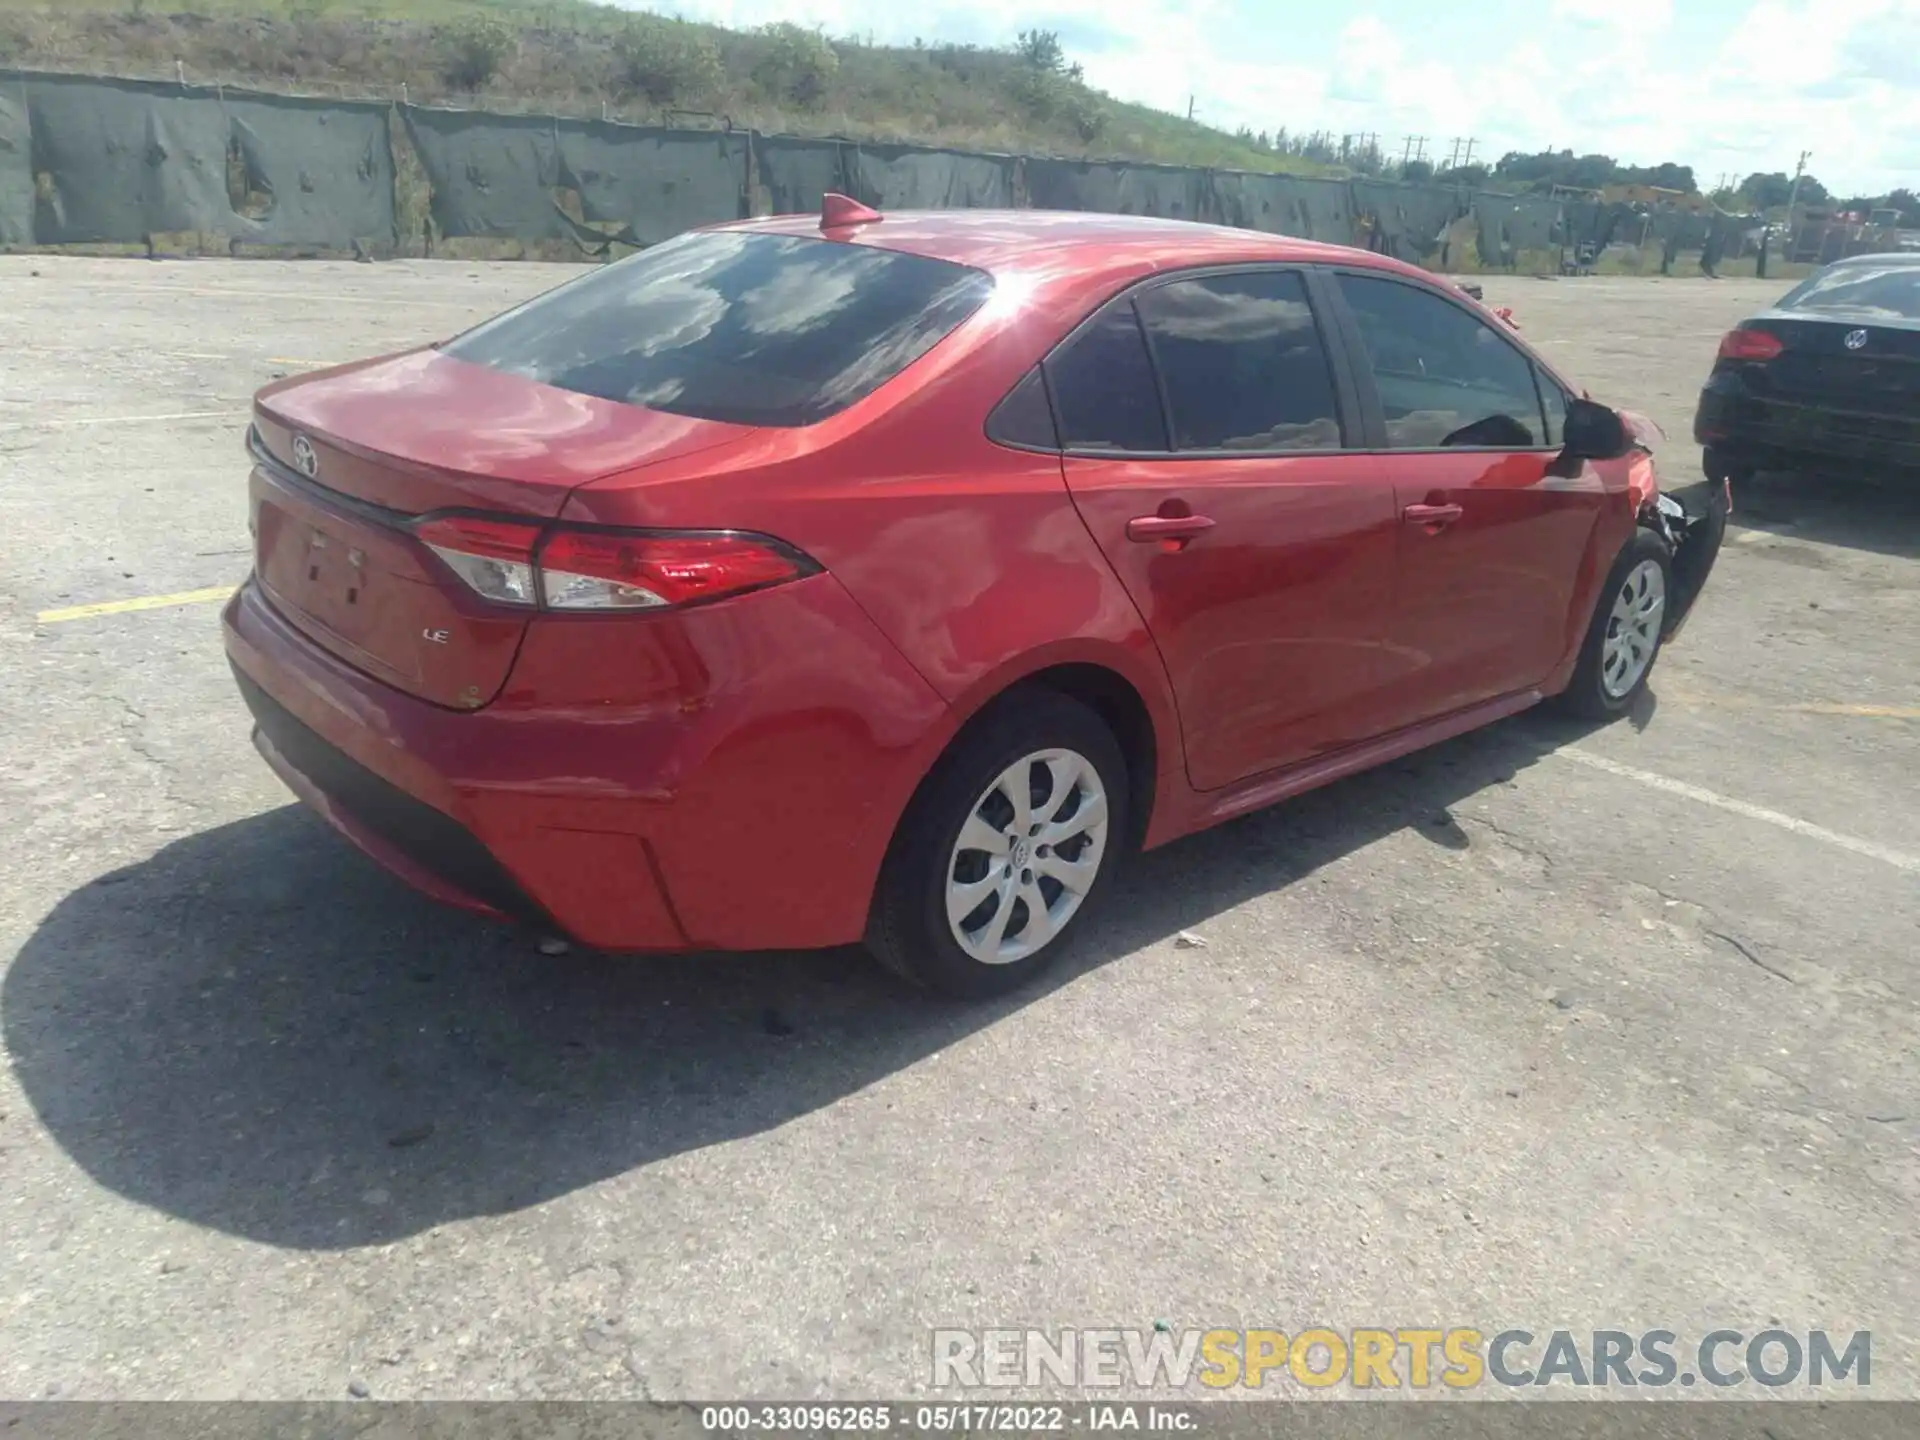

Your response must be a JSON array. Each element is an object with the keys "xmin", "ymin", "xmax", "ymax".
[
  {"xmin": 1401, "ymin": 134, "xmax": 1427, "ymax": 169},
  {"xmin": 1186, "ymin": 95, "xmax": 1196, "ymax": 122},
  {"xmin": 1783, "ymin": 150, "xmax": 1812, "ymax": 259}
]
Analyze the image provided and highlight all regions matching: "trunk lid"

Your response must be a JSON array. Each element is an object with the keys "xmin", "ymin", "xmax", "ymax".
[
  {"xmin": 249, "ymin": 349, "xmax": 752, "ymax": 709},
  {"xmin": 1743, "ymin": 313, "xmax": 1920, "ymax": 418}
]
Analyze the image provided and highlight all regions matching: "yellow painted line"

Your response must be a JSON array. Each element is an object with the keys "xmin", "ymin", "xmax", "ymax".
[
  {"xmin": 1660, "ymin": 676, "xmax": 1917, "ymax": 722},
  {"xmin": 1790, "ymin": 701, "xmax": 1920, "ymax": 720},
  {"xmin": 0, "ymin": 408, "xmax": 241, "ymax": 433},
  {"xmin": 38, "ymin": 585, "xmax": 235, "ymax": 624}
]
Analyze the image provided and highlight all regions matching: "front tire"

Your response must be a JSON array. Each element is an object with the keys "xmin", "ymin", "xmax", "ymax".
[
  {"xmin": 1554, "ymin": 530, "xmax": 1673, "ymax": 721},
  {"xmin": 866, "ymin": 689, "xmax": 1128, "ymax": 999}
]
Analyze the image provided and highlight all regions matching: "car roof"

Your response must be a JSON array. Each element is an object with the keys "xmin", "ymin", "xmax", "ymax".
[
  {"xmin": 714, "ymin": 208, "xmax": 1427, "ymax": 284},
  {"xmin": 1827, "ymin": 251, "xmax": 1920, "ymax": 266}
]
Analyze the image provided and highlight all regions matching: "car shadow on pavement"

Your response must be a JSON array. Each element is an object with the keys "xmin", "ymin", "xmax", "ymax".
[
  {"xmin": 7, "ymin": 710, "xmax": 1580, "ymax": 1252},
  {"xmin": 1734, "ymin": 470, "xmax": 1920, "ymax": 560}
]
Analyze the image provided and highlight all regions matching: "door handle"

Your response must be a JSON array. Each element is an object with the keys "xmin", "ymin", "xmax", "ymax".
[
  {"xmin": 1403, "ymin": 502, "xmax": 1464, "ymax": 529},
  {"xmin": 1126, "ymin": 513, "xmax": 1216, "ymax": 543}
]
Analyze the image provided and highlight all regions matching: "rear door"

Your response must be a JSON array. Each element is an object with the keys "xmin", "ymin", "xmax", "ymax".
[
  {"xmin": 1328, "ymin": 269, "xmax": 1604, "ymax": 724},
  {"xmin": 1051, "ymin": 267, "xmax": 1405, "ymax": 791}
]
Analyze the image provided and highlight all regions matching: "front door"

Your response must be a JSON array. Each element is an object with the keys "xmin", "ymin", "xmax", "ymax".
[
  {"xmin": 1332, "ymin": 270, "xmax": 1605, "ymax": 722},
  {"xmin": 1049, "ymin": 268, "xmax": 1406, "ymax": 791}
]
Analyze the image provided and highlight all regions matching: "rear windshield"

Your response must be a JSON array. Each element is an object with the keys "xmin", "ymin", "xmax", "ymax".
[
  {"xmin": 443, "ymin": 230, "xmax": 994, "ymax": 427},
  {"xmin": 1776, "ymin": 261, "xmax": 1920, "ymax": 322}
]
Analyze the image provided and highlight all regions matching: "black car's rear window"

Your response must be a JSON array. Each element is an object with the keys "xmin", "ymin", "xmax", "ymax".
[
  {"xmin": 443, "ymin": 231, "xmax": 994, "ymax": 427},
  {"xmin": 1776, "ymin": 261, "xmax": 1920, "ymax": 321}
]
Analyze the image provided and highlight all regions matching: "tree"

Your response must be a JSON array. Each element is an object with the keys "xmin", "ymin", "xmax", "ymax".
[
  {"xmin": 1438, "ymin": 162, "xmax": 1489, "ymax": 188},
  {"xmin": 1489, "ymin": 148, "xmax": 1697, "ymax": 195},
  {"xmin": 1015, "ymin": 28, "xmax": 1065, "ymax": 72},
  {"xmin": 614, "ymin": 17, "xmax": 723, "ymax": 106},
  {"xmin": 1618, "ymin": 160, "xmax": 1697, "ymax": 193},
  {"xmin": 753, "ymin": 22, "xmax": 838, "ymax": 107},
  {"xmin": 1739, "ymin": 170, "xmax": 1829, "ymax": 210},
  {"xmin": 1402, "ymin": 158, "xmax": 1434, "ymax": 182},
  {"xmin": 441, "ymin": 18, "xmax": 513, "ymax": 91},
  {"xmin": 1883, "ymin": 188, "xmax": 1917, "ymax": 221}
]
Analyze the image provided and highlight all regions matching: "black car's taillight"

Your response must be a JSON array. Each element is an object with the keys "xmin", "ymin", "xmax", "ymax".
[{"xmin": 1716, "ymin": 327, "xmax": 1784, "ymax": 363}]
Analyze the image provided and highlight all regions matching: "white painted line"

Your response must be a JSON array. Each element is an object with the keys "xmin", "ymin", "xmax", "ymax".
[
  {"xmin": 1558, "ymin": 746, "xmax": 1920, "ymax": 874},
  {"xmin": 0, "ymin": 409, "xmax": 242, "ymax": 433}
]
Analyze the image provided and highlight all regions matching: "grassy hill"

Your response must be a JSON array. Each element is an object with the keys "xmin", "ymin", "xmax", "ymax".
[{"xmin": 0, "ymin": 0, "xmax": 1325, "ymax": 174}]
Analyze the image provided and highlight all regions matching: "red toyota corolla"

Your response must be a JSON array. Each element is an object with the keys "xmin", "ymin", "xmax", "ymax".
[{"xmin": 224, "ymin": 200, "xmax": 1727, "ymax": 996}]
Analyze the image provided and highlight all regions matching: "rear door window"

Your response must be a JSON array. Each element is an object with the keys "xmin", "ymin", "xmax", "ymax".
[
  {"xmin": 1337, "ymin": 272, "xmax": 1548, "ymax": 449},
  {"xmin": 986, "ymin": 368, "xmax": 1060, "ymax": 450},
  {"xmin": 442, "ymin": 230, "xmax": 992, "ymax": 428},
  {"xmin": 1134, "ymin": 270, "xmax": 1345, "ymax": 451},
  {"xmin": 1045, "ymin": 301, "xmax": 1170, "ymax": 453}
]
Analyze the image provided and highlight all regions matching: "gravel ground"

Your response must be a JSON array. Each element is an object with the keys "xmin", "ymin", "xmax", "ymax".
[{"xmin": 0, "ymin": 259, "xmax": 1915, "ymax": 1403}]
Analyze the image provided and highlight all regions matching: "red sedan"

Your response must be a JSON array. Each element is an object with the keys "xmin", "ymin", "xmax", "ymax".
[{"xmin": 224, "ymin": 199, "xmax": 1726, "ymax": 996}]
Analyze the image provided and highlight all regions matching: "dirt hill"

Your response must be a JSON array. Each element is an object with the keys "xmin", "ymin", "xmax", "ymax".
[{"xmin": 0, "ymin": 0, "xmax": 1324, "ymax": 174}]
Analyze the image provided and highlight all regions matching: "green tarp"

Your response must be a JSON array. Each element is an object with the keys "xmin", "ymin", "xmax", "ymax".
[
  {"xmin": 1025, "ymin": 158, "xmax": 1204, "ymax": 220},
  {"xmin": 0, "ymin": 85, "xmax": 30, "ymax": 247},
  {"xmin": 402, "ymin": 107, "xmax": 746, "ymax": 245},
  {"xmin": 0, "ymin": 66, "xmax": 1746, "ymax": 263},
  {"xmin": 847, "ymin": 143, "xmax": 1014, "ymax": 210},
  {"xmin": 18, "ymin": 73, "xmax": 394, "ymax": 248},
  {"xmin": 752, "ymin": 135, "xmax": 846, "ymax": 216}
]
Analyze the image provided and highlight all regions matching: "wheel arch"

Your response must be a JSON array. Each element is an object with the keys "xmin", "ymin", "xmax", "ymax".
[{"xmin": 868, "ymin": 648, "xmax": 1172, "ymax": 924}]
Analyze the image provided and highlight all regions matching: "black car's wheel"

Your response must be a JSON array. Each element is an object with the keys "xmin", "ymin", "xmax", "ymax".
[
  {"xmin": 1554, "ymin": 531, "xmax": 1674, "ymax": 721},
  {"xmin": 866, "ymin": 688, "xmax": 1128, "ymax": 999}
]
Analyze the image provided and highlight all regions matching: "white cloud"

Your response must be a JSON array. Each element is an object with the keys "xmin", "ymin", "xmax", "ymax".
[
  {"xmin": 628, "ymin": 0, "xmax": 1920, "ymax": 195},
  {"xmin": 1550, "ymin": 0, "xmax": 1674, "ymax": 28}
]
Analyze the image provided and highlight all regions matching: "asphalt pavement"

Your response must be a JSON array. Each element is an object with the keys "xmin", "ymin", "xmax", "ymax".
[{"xmin": 0, "ymin": 259, "xmax": 1915, "ymax": 1401}]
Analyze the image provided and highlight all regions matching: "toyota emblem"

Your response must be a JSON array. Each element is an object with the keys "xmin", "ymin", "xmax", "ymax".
[
  {"xmin": 1844, "ymin": 328, "xmax": 1869, "ymax": 351},
  {"xmin": 291, "ymin": 434, "xmax": 319, "ymax": 478}
]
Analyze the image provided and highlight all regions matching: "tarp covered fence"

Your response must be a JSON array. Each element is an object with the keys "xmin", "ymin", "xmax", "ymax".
[
  {"xmin": 11, "ymin": 72, "xmax": 396, "ymax": 248},
  {"xmin": 0, "ymin": 67, "xmax": 1740, "ymax": 263},
  {"xmin": 401, "ymin": 107, "xmax": 750, "ymax": 246},
  {"xmin": 0, "ymin": 82, "xmax": 32, "ymax": 248}
]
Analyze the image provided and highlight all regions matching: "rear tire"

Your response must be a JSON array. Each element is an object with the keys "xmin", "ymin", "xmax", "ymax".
[
  {"xmin": 1553, "ymin": 531, "xmax": 1673, "ymax": 722},
  {"xmin": 866, "ymin": 689, "xmax": 1129, "ymax": 999}
]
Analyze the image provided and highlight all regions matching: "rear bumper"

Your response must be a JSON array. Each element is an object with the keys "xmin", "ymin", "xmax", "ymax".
[
  {"xmin": 235, "ymin": 665, "xmax": 563, "ymax": 931},
  {"xmin": 1694, "ymin": 379, "xmax": 1920, "ymax": 477},
  {"xmin": 222, "ymin": 574, "xmax": 953, "ymax": 952}
]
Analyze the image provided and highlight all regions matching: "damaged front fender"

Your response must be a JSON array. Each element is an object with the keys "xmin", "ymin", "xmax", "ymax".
[{"xmin": 1640, "ymin": 478, "xmax": 1731, "ymax": 642}]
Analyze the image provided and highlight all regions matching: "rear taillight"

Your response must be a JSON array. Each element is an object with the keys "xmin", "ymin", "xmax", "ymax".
[
  {"xmin": 416, "ymin": 515, "xmax": 543, "ymax": 607},
  {"xmin": 1717, "ymin": 327, "xmax": 1784, "ymax": 362},
  {"xmin": 538, "ymin": 530, "xmax": 812, "ymax": 610},
  {"xmin": 414, "ymin": 516, "xmax": 817, "ymax": 612}
]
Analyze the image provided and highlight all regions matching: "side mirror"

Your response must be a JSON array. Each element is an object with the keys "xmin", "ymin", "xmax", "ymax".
[{"xmin": 1561, "ymin": 398, "xmax": 1631, "ymax": 461}]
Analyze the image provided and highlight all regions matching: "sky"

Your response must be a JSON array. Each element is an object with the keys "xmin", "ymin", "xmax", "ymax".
[{"xmin": 624, "ymin": 0, "xmax": 1920, "ymax": 197}]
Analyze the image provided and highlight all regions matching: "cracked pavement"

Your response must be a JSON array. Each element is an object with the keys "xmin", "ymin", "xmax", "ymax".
[{"xmin": 0, "ymin": 260, "xmax": 1916, "ymax": 1400}]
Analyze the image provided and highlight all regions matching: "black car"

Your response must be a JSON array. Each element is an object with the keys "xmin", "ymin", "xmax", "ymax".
[{"xmin": 1694, "ymin": 252, "xmax": 1920, "ymax": 484}]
